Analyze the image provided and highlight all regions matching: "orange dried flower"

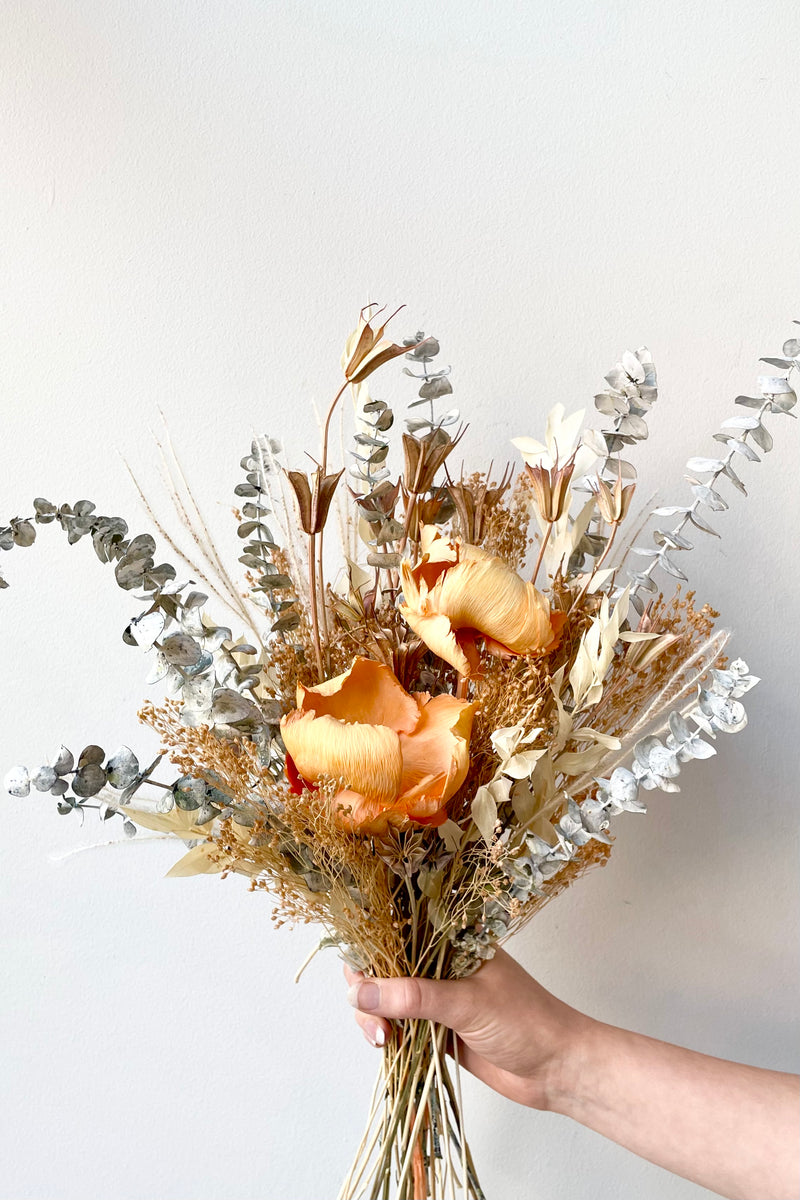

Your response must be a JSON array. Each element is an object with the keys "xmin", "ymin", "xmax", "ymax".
[
  {"xmin": 399, "ymin": 527, "xmax": 565, "ymax": 677},
  {"xmin": 280, "ymin": 657, "xmax": 475, "ymax": 835}
]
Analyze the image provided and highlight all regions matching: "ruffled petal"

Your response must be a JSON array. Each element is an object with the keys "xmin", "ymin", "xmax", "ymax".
[
  {"xmin": 399, "ymin": 529, "xmax": 560, "ymax": 675},
  {"xmin": 399, "ymin": 693, "xmax": 475, "ymax": 818},
  {"xmin": 281, "ymin": 710, "xmax": 403, "ymax": 806},
  {"xmin": 331, "ymin": 789, "xmax": 410, "ymax": 835},
  {"xmin": 397, "ymin": 608, "xmax": 478, "ymax": 677},
  {"xmin": 296, "ymin": 657, "xmax": 420, "ymax": 734}
]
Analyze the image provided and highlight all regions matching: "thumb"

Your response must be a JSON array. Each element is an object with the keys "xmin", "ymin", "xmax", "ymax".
[{"xmin": 347, "ymin": 974, "xmax": 476, "ymax": 1032}]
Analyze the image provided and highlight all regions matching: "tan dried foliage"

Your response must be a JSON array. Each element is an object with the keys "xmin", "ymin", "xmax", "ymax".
[{"xmin": 478, "ymin": 473, "xmax": 533, "ymax": 571}]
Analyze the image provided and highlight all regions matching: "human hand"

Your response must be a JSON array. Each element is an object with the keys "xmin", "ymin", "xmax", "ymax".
[{"xmin": 344, "ymin": 946, "xmax": 590, "ymax": 1111}]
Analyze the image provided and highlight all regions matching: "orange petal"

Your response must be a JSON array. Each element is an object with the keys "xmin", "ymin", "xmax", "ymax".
[
  {"xmin": 331, "ymin": 789, "xmax": 409, "ymax": 836},
  {"xmin": 280, "ymin": 710, "xmax": 402, "ymax": 806},
  {"xmin": 296, "ymin": 657, "xmax": 420, "ymax": 734},
  {"xmin": 398, "ymin": 693, "xmax": 476, "ymax": 817},
  {"xmin": 435, "ymin": 554, "xmax": 554, "ymax": 656},
  {"xmin": 397, "ymin": 608, "xmax": 478, "ymax": 677}
]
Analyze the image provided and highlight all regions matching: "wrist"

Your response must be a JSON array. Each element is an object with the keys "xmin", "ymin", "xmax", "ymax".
[{"xmin": 540, "ymin": 1011, "xmax": 609, "ymax": 1116}]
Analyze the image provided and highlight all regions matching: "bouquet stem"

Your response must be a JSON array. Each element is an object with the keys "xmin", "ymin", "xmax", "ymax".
[{"xmin": 339, "ymin": 1019, "xmax": 486, "ymax": 1200}]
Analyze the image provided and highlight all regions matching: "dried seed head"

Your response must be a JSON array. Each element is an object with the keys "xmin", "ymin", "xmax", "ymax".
[
  {"xmin": 592, "ymin": 472, "xmax": 635, "ymax": 525},
  {"xmin": 285, "ymin": 466, "xmax": 345, "ymax": 535},
  {"xmin": 525, "ymin": 456, "xmax": 575, "ymax": 523},
  {"xmin": 341, "ymin": 304, "xmax": 414, "ymax": 384},
  {"xmin": 401, "ymin": 426, "xmax": 463, "ymax": 495},
  {"xmin": 450, "ymin": 466, "xmax": 513, "ymax": 544}
]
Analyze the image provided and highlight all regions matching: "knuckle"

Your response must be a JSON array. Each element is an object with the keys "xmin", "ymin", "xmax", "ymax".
[{"xmin": 397, "ymin": 977, "xmax": 424, "ymax": 1017}]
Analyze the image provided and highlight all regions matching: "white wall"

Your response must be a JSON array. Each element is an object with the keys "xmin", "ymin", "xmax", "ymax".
[{"xmin": 1, "ymin": 3, "xmax": 798, "ymax": 1197}]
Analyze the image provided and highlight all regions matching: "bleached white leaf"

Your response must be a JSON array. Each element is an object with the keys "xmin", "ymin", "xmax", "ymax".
[
  {"xmin": 720, "ymin": 416, "xmax": 760, "ymax": 430},
  {"xmin": 504, "ymin": 748, "xmax": 547, "ymax": 779},
  {"xmin": 686, "ymin": 457, "xmax": 726, "ymax": 473},
  {"xmin": 471, "ymin": 786, "xmax": 498, "ymax": 845},
  {"xmin": 437, "ymin": 819, "xmax": 463, "ymax": 854},
  {"xmin": 758, "ymin": 375, "xmax": 795, "ymax": 395},
  {"xmin": 490, "ymin": 724, "xmax": 525, "ymax": 760},
  {"xmin": 570, "ymin": 726, "xmax": 622, "ymax": 749},
  {"xmin": 621, "ymin": 350, "xmax": 646, "ymax": 382}
]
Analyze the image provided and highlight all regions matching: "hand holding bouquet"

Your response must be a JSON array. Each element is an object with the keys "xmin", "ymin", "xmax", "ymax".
[{"xmin": 4, "ymin": 306, "xmax": 797, "ymax": 1198}]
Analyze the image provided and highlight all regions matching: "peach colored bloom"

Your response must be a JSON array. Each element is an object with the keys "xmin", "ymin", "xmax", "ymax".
[
  {"xmin": 399, "ymin": 527, "xmax": 564, "ymax": 677},
  {"xmin": 281, "ymin": 657, "xmax": 475, "ymax": 835}
]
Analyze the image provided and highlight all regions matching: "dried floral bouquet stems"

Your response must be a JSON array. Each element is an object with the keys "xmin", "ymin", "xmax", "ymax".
[{"xmin": 4, "ymin": 307, "xmax": 798, "ymax": 1199}]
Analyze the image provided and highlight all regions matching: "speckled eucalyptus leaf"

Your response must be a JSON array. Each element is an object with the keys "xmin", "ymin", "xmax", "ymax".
[
  {"xmin": 271, "ymin": 612, "xmax": 300, "ymax": 634},
  {"xmin": 11, "ymin": 520, "xmax": 36, "ymax": 547},
  {"xmin": 126, "ymin": 610, "xmax": 166, "ymax": 650},
  {"xmin": 119, "ymin": 754, "xmax": 163, "ymax": 804},
  {"xmin": 78, "ymin": 745, "xmax": 105, "ymax": 768},
  {"xmin": 52, "ymin": 746, "xmax": 74, "ymax": 775},
  {"xmin": 173, "ymin": 777, "xmax": 207, "ymax": 811},
  {"xmin": 71, "ymin": 763, "xmax": 107, "ymax": 798},
  {"xmin": 32, "ymin": 498, "xmax": 57, "ymax": 523},
  {"xmin": 160, "ymin": 632, "xmax": 202, "ymax": 667},
  {"xmin": 4, "ymin": 766, "xmax": 30, "ymax": 797},
  {"xmin": 210, "ymin": 688, "xmax": 261, "ymax": 724},
  {"xmin": 106, "ymin": 747, "xmax": 140, "ymax": 789},
  {"xmin": 31, "ymin": 765, "xmax": 57, "ymax": 792}
]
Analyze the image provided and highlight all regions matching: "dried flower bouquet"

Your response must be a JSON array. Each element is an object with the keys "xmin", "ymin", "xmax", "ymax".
[{"xmin": 3, "ymin": 307, "xmax": 798, "ymax": 1199}]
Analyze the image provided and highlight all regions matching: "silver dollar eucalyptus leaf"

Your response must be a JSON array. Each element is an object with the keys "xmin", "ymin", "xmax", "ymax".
[
  {"xmin": 52, "ymin": 746, "xmax": 74, "ymax": 775},
  {"xmin": 210, "ymin": 688, "xmax": 260, "ymax": 724},
  {"xmin": 160, "ymin": 632, "xmax": 202, "ymax": 667},
  {"xmin": 696, "ymin": 690, "xmax": 747, "ymax": 734},
  {"xmin": 106, "ymin": 747, "xmax": 140, "ymax": 789},
  {"xmin": 632, "ymin": 736, "xmax": 681, "ymax": 792},
  {"xmin": 31, "ymin": 765, "xmax": 58, "ymax": 792},
  {"xmin": 78, "ymin": 745, "xmax": 105, "ymax": 768},
  {"xmin": 179, "ymin": 674, "xmax": 215, "ymax": 725},
  {"xmin": 4, "ymin": 766, "xmax": 30, "ymax": 797},
  {"xmin": 11, "ymin": 519, "xmax": 36, "ymax": 547},
  {"xmin": 182, "ymin": 590, "xmax": 208, "ymax": 610},
  {"xmin": 594, "ymin": 767, "xmax": 644, "ymax": 814},
  {"xmin": 154, "ymin": 787, "xmax": 175, "ymax": 815},
  {"xmin": 758, "ymin": 374, "xmax": 795, "ymax": 396},
  {"xmin": 181, "ymin": 650, "xmax": 213, "ymax": 678},
  {"xmin": 127, "ymin": 610, "xmax": 166, "ymax": 650},
  {"xmin": 115, "ymin": 753, "xmax": 162, "ymax": 805},
  {"xmin": 666, "ymin": 712, "xmax": 715, "ymax": 761},
  {"xmin": 33, "ymin": 498, "xmax": 57, "ymax": 523},
  {"xmin": 173, "ymin": 777, "xmax": 207, "ymax": 811},
  {"xmin": 114, "ymin": 534, "xmax": 156, "ymax": 588},
  {"xmin": 71, "ymin": 763, "xmax": 107, "ymax": 798},
  {"xmin": 145, "ymin": 651, "xmax": 170, "ymax": 685},
  {"xmin": 686, "ymin": 456, "xmax": 726, "ymax": 473},
  {"xmin": 201, "ymin": 625, "xmax": 233, "ymax": 652}
]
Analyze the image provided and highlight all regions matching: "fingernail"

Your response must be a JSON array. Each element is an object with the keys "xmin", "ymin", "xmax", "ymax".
[
  {"xmin": 348, "ymin": 981, "xmax": 380, "ymax": 1011},
  {"xmin": 366, "ymin": 1022, "xmax": 386, "ymax": 1048}
]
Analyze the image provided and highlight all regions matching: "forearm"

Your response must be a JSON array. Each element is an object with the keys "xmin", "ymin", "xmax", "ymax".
[{"xmin": 548, "ymin": 1018, "xmax": 800, "ymax": 1199}]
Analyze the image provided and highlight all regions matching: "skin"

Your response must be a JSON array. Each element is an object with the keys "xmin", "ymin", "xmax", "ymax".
[{"xmin": 345, "ymin": 948, "xmax": 800, "ymax": 1200}]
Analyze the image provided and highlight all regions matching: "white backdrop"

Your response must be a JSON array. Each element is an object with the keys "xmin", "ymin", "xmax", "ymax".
[{"xmin": 1, "ymin": 3, "xmax": 798, "ymax": 1198}]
